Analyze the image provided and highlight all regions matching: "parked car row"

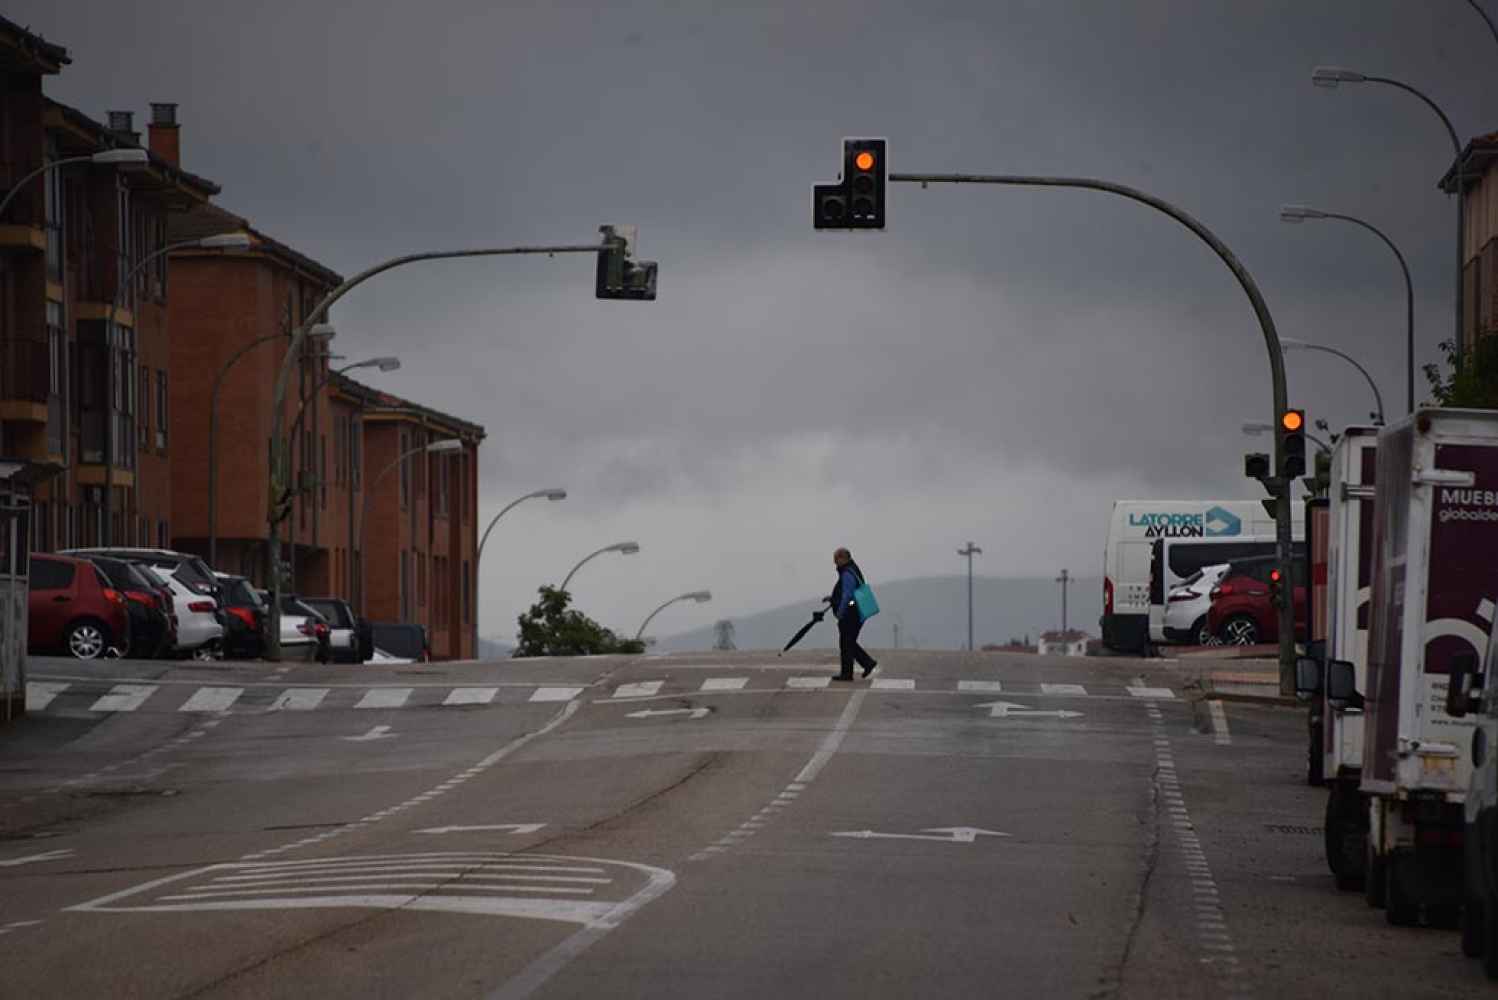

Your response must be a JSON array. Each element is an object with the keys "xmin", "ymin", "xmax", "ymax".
[
  {"xmin": 25, "ymin": 545, "xmax": 376, "ymax": 665},
  {"xmin": 1293, "ymin": 411, "xmax": 1498, "ymax": 978},
  {"xmin": 1161, "ymin": 554, "xmax": 1309, "ymax": 647}
]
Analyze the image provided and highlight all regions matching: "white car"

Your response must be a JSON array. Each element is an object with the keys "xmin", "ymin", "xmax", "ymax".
[
  {"xmin": 254, "ymin": 590, "xmax": 327, "ymax": 662},
  {"xmin": 139, "ymin": 564, "xmax": 224, "ymax": 659},
  {"xmin": 1162, "ymin": 563, "xmax": 1230, "ymax": 646}
]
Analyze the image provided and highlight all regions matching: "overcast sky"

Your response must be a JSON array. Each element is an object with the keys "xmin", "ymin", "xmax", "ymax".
[{"xmin": 23, "ymin": 1, "xmax": 1496, "ymax": 644}]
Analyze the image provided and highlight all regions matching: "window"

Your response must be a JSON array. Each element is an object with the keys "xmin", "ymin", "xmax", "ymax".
[
  {"xmin": 29, "ymin": 557, "xmax": 74, "ymax": 591},
  {"xmin": 399, "ymin": 430, "xmax": 410, "ymax": 508},
  {"xmin": 139, "ymin": 367, "xmax": 150, "ymax": 444},
  {"xmin": 400, "ymin": 550, "xmax": 410, "ymax": 620},
  {"xmin": 44, "ymin": 146, "xmax": 64, "ymax": 281},
  {"xmin": 116, "ymin": 179, "xmax": 132, "ymax": 312},
  {"xmin": 158, "ymin": 521, "xmax": 168, "ymax": 548},
  {"xmin": 351, "ymin": 416, "xmax": 362, "ymax": 489},
  {"xmin": 418, "ymin": 553, "xmax": 427, "ymax": 608},
  {"xmin": 46, "ymin": 301, "xmax": 64, "ymax": 396},
  {"xmin": 156, "ymin": 370, "xmax": 167, "ymax": 449}
]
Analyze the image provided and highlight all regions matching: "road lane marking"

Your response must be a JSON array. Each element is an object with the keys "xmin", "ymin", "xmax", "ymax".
[
  {"xmin": 343, "ymin": 726, "xmax": 395, "ymax": 742},
  {"xmin": 625, "ymin": 707, "xmax": 709, "ymax": 720},
  {"xmin": 787, "ymin": 676, "xmax": 830, "ymax": 690},
  {"xmin": 1208, "ymin": 700, "xmax": 1232, "ymax": 746},
  {"xmin": 957, "ymin": 680, "xmax": 1003, "ymax": 693},
  {"xmin": 89, "ymin": 684, "xmax": 157, "ymax": 712},
  {"xmin": 974, "ymin": 700, "xmax": 1084, "ymax": 720},
  {"xmin": 699, "ymin": 677, "xmax": 747, "ymax": 691},
  {"xmin": 444, "ymin": 687, "xmax": 499, "ymax": 707},
  {"xmin": 612, "ymin": 681, "xmax": 663, "ymax": 699},
  {"xmin": 25, "ymin": 682, "xmax": 68, "ymax": 711},
  {"xmin": 1041, "ymin": 683, "xmax": 1087, "ymax": 695},
  {"xmin": 870, "ymin": 678, "xmax": 915, "ymax": 690},
  {"xmin": 355, "ymin": 688, "xmax": 412, "ymax": 710},
  {"xmin": 1128, "ymin": 686, "xmax": 1175, "ymax": 699},
  {"xmin": 830, "ymin": 827, "xmax": 1009, "ymax": 844},
  {"xmin": 0, "ymin": 849, "xmax": 74, "ymax": 868},
  {"xmin": 530, "ymin": 687, "xmax": 584, "ymax": 703},
  {"xmin": 179, "ymin": 687, "xmax": 244, "ymax": 713},
  {"xmin": 270, "ymin": 688, "xmax": 328, "ymax": 711},
  {"xmin": 415, "ymin": 824, "xmax": 547, "ymax": 836}
]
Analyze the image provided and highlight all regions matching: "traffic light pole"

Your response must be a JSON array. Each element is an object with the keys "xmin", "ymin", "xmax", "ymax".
[{"xmin": 891, "ymin": 172, "xmax": 1295, "ymax": 693}]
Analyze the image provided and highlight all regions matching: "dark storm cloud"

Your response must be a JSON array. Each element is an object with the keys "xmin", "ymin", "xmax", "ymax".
[{"xmin": 22, "ymin": 0, "xmax": 1495, "ymax": 638}]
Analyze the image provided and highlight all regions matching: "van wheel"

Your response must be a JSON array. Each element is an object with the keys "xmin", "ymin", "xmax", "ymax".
[
  {"xmin": 1221, "ymin": 616, "xmax": 1259, "ymax": 646},
  {"xmin": 66, "ymin": 620, "xmax": 109, "ymax": 660}
]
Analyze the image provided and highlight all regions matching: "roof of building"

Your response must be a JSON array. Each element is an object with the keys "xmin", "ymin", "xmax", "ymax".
[
  {"xmin": 168, "ymin": 201, "xmax": 344, "ymax": 289},
  {"xmin": 1040, "ymin": 629, "xmax": 1090, "ymax": 642},
  {"xmin": 43, "ymin": 99, "xmax": 221, "ymax": 199},
  {"xmin": 1439, "ymin": 131, "xmax": 1498, "ymax": 193},
  {"xmin": 331, "ymin": 371, "xmax": 486, "ymax": 442},
  {"xmin": 0, "ymin": 15, "xmax": 69, "ymax": 73}
]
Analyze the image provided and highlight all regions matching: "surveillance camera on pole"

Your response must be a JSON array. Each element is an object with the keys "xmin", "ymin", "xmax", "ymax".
[{"xmin": 596, "ymin": 224, "xmax": 658, "ymax": 301}]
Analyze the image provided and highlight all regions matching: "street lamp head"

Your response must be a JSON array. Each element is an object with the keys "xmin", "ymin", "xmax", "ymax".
[
  {"xmin": 197, "ymin": 232, "xmax": 253, "ymax": 250},
  {"xmin": 1279, "ymin": 204, "xmax": 1327, "ymax": 224},
  {"xmin": 308, "ymin": 323, "xmax": 336, "ymax": 342},
  {"xmin": 1280, "ymin": 338, "xmax": 1310, "ymax": 350},
  {"xmin": 426, "ymin": 438, "xmax": 465, "ymax": 454},
  {"xmin": 371, "ymin": 356, "xmax": 401, "ymax": 372},
  {"xmin": 1312, "ymin": 65, "xmax": 1366, "ymax": 88},
  {"xmin": 541, "ymin": 488, "xmax": 567, "ymax": 501},
  {"xmin": 686, "ymin": 590, "xmax": 712, "ymax": 602},
  {"xmin": 1242, "ymin": 421, "xmax": 1273, "ymax": 436},
  {"xmin": 90, "ymin": 148, "xmax": 150, "ymax": 168},
  {"xmin": 615, "ymin": 542, "xmax": 641, "ymax": 555}
]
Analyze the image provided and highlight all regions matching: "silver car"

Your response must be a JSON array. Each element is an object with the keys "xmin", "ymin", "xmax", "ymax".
[{"xmin": 138, "ymin": 564, "xmax": 223, "ymax": 659}]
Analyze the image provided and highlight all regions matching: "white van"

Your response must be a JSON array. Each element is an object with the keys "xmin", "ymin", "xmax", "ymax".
[{"xmin": 1101, "ymin": 500, "xmax": 1291, "ymax": 653}]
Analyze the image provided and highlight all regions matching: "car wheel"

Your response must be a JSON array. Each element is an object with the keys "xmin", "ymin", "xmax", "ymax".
[
  {"xmin": 1191, "ymin": 617, "xmax": 1213, "ymax": 647},
  {"xmin": 1222, "ymin": 615, "xmax": 1259, "ymax": 646},
  {"xmin": 191, "ymin": 641, "xmax": 220, "ymax": 662},
  {"xmin": 65, "ymin": 620, "xmax": 109, "ymax": 660}
]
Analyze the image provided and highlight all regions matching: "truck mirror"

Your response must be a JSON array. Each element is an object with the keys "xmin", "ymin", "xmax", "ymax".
[
  {"xmin": 1295, "ymin": 656, "xmax": 1323, "ymax": 700},
  {"xmin": 1446, "ymin": 651, "xmax": 1482, "ymax": 719},
  {"xmin": 1326, "ymin": 659, "xmax": 1358, "ymax": 710}
]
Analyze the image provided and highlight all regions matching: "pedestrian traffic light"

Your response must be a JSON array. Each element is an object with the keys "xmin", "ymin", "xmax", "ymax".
[
  {"xmin": 1279, "ymin": 409, "xmax": 1306, "ymax": 478},
  {"xmin": 813, "ymin": 138, "xmax": 887, "ymax": 230},
  {"xmin": 1244, "ymin": 452, "xmax": 1270, "ymax": 482},
  {"xmin": 596, "ymin": 224, "xmax": 658, "ymax": 301}
]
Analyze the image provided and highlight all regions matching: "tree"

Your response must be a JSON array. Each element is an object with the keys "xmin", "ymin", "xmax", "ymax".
[
  {"xmin": 513, "ymin": 586, "xmax": 645, "ymax": 658},
  {"xmin": 1423, "ymin": 335, "xmax": 1498, "ymax": 409}
]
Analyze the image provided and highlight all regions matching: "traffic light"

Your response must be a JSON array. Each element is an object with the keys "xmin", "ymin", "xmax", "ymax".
[
  {"xmin": 1268, "ymin": 567, "xmax": 1285, "ymax": 609},
  {"xmin": 596, "ymin": 224, "xmax": 658, "ymax": 301},
  {"xmin": 1244, "ymin": 452, "xmax": 1270, "ymax": 482},
  {"xmin": 813, "ymin": 138, "xmax": 887, "ymax": 230},
  {"xmin": 1279, "ymin": 409, "xmax": 1306, "ymax": 478}
]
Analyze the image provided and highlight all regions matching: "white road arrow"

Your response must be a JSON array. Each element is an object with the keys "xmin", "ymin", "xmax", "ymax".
[
  {"xmin": 342, "ymin": 725, "xmax": 396, "ymax": 742},
  {"xmin": 974, "ymin": 700, "xmax": 1084, "ymax": 720},
  {"xmin": 830, "ymin": 827, "xmax": 1010, "ymax": 844},
  {"xmin": 625, "ymin": 708, "xmax": 710, "ymax": 720},
  {"xmin": 0, "ymin": 848, "xmax": 74, "ymax": 868},
  {"xmin": 415, "ymin": 824, "xmax": 547, "ymax": 836}
]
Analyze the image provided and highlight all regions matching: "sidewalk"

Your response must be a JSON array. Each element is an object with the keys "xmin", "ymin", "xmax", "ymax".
[{"xmin": 1153, "ymin": 647, "xmax": 1295, "ymax": 706}]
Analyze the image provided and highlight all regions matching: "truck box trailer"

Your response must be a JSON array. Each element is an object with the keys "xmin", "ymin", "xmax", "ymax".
[{"xmin": 1336, "ymin": 408, "xmax": 1498, "ymax": 925}]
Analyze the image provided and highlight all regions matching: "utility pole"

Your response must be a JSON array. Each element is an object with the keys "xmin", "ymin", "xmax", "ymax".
[
  {"xmin": 958, "ymin": 542, "xmax": 982, "ymax": 651},
  {"xmin": 1055, "ymin": 568, "xmax": 1071, "ymax": 633},
  {"xmin": 892, "ymin": 621, "xmax": 901, "ymax": 650}
]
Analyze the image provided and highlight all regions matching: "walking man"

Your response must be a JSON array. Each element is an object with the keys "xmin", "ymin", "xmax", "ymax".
[{"xmin": 829, "ymin": 547, "xmax": 877, "ymax": 681}]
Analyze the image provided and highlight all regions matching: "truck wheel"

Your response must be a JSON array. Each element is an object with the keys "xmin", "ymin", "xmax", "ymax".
[
  {"xmin": 1221, "ymin": 615, "xmax": 1259, "ymax": 646},
  {"xmin": 1463, "ymin": 895, "xmax": 1484, "ymax": 958},
  {"xmin": 1385, "ymin": 851, "xmax": 1419, "ymax": 926},
  {"xmin": 1365, "ymin": 844, "xmax": 1387, "ymax": 909}
]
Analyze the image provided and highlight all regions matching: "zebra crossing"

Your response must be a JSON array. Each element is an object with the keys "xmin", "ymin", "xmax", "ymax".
[{"xmin": 25, "ymin": 675, "xmax": 1177, "ymax": 717}]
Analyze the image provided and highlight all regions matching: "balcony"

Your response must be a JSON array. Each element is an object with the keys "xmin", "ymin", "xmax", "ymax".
[
  {"xmin": 0, "ymin": 337, "xmax": 47, "ymax": 421},
  {"xmin": 0, "ymin": 223, "xmax": 44, "ymax": 255}
]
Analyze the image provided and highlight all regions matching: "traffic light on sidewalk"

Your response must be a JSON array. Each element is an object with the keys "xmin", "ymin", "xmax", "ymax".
[
  {"xmin": 814, "ymin": 139, "xmax": 887, "ymax": 230},
  {"xmin": 1279, "ymin": 409, "xmax": 1307, "ymax": 478}
]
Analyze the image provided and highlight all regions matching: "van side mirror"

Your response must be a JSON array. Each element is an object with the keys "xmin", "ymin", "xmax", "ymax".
[
  {"xmin": 1326, "ymin": 659, "xmax": 1359, "ymax": 711},
  {"xmin": 1295, "ymin": 656, "xmax": 1323, "ymax": 701},
  {"xmin": 1446, "ymin": 651, "xmax": 1482, "ymax": 719}
]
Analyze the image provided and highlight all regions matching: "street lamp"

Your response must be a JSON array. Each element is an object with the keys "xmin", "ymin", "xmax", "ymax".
[
  {"xmin": 1280, "ymin": 205, "xmax": 1411, "ymax": 415},
  {"xmin": 352, "ymin": 437, "xmax": 465, "ymax": 627},
  {"xmin": 0, "ymin": 148, "xmax": 149, "ymax": 223},
  {"xmin": 1278, "ymin": 336, "xmax": 1387, "ymax": 426},
  {"xmin": 105, "ymin": 232, "xmax": 253, "ymax": 544},
  {"xmin": 1311, "ymin": 66, "xmax": 1465, "ymax": 372},
  {"xmin": 207, "ymin": 326, "xmax": 336, "ymax": 568},
  {"xmin": 957, "ymin": 541, "xmax": 982, "ymax": 651},
  {"xmin": 472, "ymin": 487, "xmax": 567, "ymax": 658},
  {"xmin": 559, "ymin": 541, "xmax": 640, "ymax": 595},
  {"xmin": 635, "ymin": 590, "xmax": 712, "ymax": 642}
]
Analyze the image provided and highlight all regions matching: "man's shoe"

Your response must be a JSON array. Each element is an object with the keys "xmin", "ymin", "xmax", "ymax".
[
  {"xmin": 861, "ymin": 661, "xmax": 878, "ymax": 679},
  {"xmin": 832, "ymin": 673, "xmax": 854, "ymax": 682}
]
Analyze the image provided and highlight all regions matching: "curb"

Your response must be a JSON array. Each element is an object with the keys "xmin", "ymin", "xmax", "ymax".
[{"xmin": 1206, "ymin": 690, "xmax": 1301, "ymax": 708}]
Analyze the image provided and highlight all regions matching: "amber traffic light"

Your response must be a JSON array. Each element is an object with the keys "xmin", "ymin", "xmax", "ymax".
[
  {"xmin": 1279, "ymin": 408, "xmax": 1307, "ymax": 478},
  {"xmin": 814, "ymin": 138, "xmax": 887, "ymax": 230}
]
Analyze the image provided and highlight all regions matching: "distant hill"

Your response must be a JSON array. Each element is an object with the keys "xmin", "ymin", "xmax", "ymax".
[{"xmin": 652, "ymin": 575, "xmax": 1102, "ymax": 653}]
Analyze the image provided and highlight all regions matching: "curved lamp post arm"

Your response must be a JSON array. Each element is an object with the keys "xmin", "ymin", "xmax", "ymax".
[
  {"xmin": 559, "ymin": 542, "xmax": 639, "ymax": 594},
  {"xmin": 1468, "ymin": 0, "xmax": 1498, "ymax": 49},
  {"xmin": 634, "ymin": 591, "xmax": 712, "ymax": 642},
  {"xmin": 1364, "ymin": 76, "xmax": 1461, "ymax": 154},
  {"xmin": 209, "ymin": 332, "xmax": 286, "ymax": 566},
  {"xmin": 1287, "ymin": 340, "xmax": 1387, "ymax": 426},
  {"xmin": 287, "ymin": 358, "xmax": 398, "ymax": 451},
  {"xmin": 0, "ymin": 154, "xmax": 91, "ymax": 222},
  {"xmin": 478, "ymin": 491, "xmax": 553, "ymax": 565},
  {"xmin": 1320, "ymin": 212, "xmax": 1410, "ymax": 416}
]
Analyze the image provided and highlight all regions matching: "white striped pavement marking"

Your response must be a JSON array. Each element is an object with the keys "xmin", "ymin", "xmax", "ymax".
[
  {"xmin": 180, "ymin": 687, "xmax": 244, "ymax": 713},
  {"xmin": 957, "ymin": 680, "xmax": 1003, "ymax": 693},
  {"xmin": 1128, "ymin": 687, "xmax": 1175, "ymax": 699},
  {"xmin": 25, "ymin": 682, "xmax": 68, "ymax": 712},
  {"xmin": 786, "ymin": 676, "xmax": 830, "ymax": 689},
  {"xmin": 612, "ymin": 681, "xmax": 663, "ymax": 699},
  {"xmin": 1208, "ymin": 700, "xmax": 1232, "ymax": 746},
  {"xmin": 444, "ymin": 687, "xmax": 499, "ymax": 707},
  {"xmin": 89, "ymin": 684, "xmax": 157, "ymax": 713},
  {"xmin": 270, "ymin": 688, "xmax": 328, "ymax": 711},
  {"xmin": 355, "ymin": 688, "xmax": 412, "ymax": 710},
  {"xmin": 1040, "ymin": 683, "xmax": 1087, "ymax": 696},
  {"xmin": 699, "ymin": 677, "xmax": 748, "ymax": 692},
  {"xmin": 870, "ymin": 678, "xmax": 915, "ymax": 690},
  {"xmin": 530, "ymin": 687, "xmax": 584, "ymax": 703}
]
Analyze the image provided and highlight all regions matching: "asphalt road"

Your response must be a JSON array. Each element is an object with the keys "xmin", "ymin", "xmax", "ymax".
[{"xmin": 0, "ymin": 649, "xmax": 1487, "ymax": 998}]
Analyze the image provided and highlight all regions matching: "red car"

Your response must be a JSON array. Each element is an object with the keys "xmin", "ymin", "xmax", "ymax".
[
  {"xmin": 28, "ymin": 553, "xmax": 132, "ymax": 660},
  {"xmin": 1207, "ymin": 555, "xmax": 1307, "ymax": 646}
]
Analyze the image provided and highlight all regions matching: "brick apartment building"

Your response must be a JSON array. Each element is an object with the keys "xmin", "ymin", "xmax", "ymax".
[
  {"xmin": 1, "ymin": 17, "xmax": 485, "ymax": 661},
  {"xmin": 1445, "ymin": 132, "xmax": 1498, "ymax": 354}
]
